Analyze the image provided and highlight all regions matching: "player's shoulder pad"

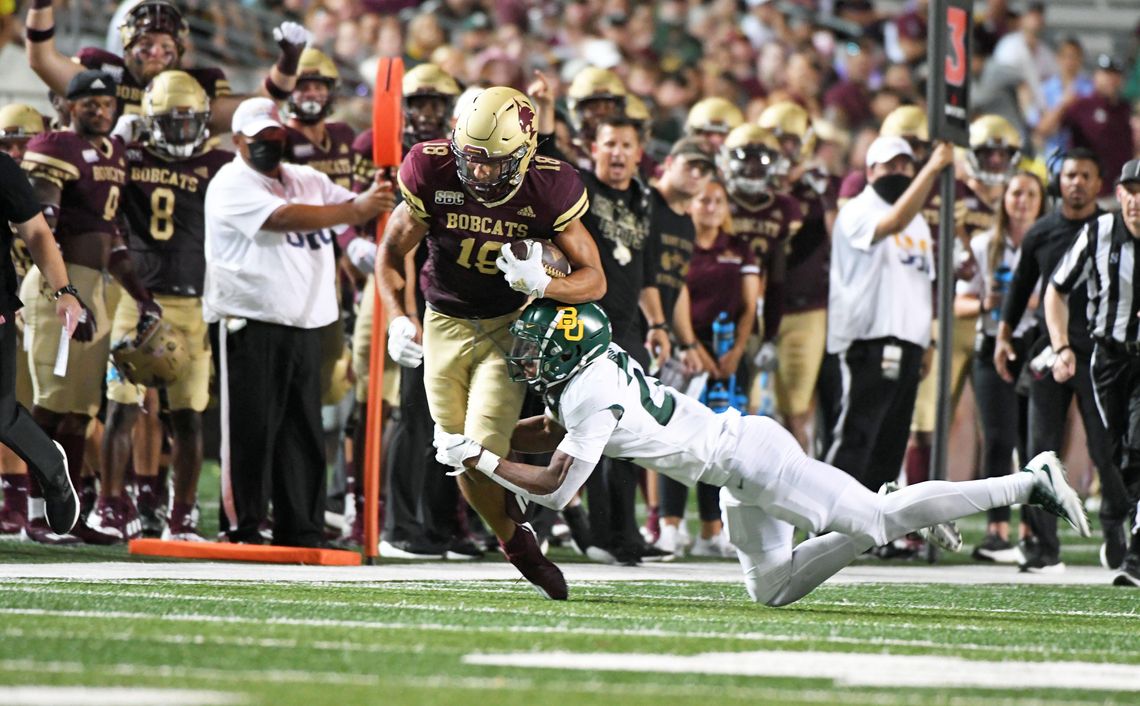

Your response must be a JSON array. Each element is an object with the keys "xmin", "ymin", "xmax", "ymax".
[
  {"xmin": 326, "ymin": 122, "xmax": 357, "ymax": 145},
  {"xmin": 351, "ymin": 128, "xmax": 373, "ymax": 154},
  {"xmin": 187, "ymin": 67, "xmax": 229, "ymax": 97}
]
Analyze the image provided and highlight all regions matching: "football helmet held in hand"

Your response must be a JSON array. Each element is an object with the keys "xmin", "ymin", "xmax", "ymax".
[{"xmin": 111, "ymin": 316, "xmax": 188, "ymax": 387}]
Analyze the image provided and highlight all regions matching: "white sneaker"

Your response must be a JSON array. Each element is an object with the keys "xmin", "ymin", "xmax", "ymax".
[
  {"xmin": 719, "ymin": 532, "xmax": 737, "ymax": 558},
  {"xmin": 654, "ymin": 524, "xmax": 680, "ymax": 555},
  {"xmin": 585, "ymin": 546, "xmax": 618, "ymax": 564},
  {"xmin": 691, "ymin": 534, "xmax": 726, "ymax": 558},
  {"xmin": 1022, "ymin": 452, "xmax": 1091, "ymax": 537}
]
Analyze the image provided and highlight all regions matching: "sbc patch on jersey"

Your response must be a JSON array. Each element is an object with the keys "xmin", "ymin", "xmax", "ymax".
[{"xmin": 435, "ymin": 190, "xmax": 464, "ymax": 205}]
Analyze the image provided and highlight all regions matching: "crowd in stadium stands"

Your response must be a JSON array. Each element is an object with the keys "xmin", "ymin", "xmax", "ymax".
[{"xmin": 1, "ymin": 0, "xmax": 1139, "ymax": 589}]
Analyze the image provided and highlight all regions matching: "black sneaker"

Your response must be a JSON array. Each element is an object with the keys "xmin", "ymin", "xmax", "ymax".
[
  {"xmin": 32, "ymin": 441, "xmax": 79, "ymax": 535},
  {"xmin": 1018, "ymin": 539, "xmax": 1065, "ymax": 573},
  {"xmin": 636, "ymin": 542, "xmax": 674, "ymax": 563},
  {"xmin": 445, "ymin": 537, "xmax": 484, "ymax": 560},
  {"xmin": 1100, "ymin": 519, "xmax": 1128, "ymax": 570},
  {"xmin": 379, "ymin": 538, "xmax": 446, "ymax": 559},
  {"xmin": 560, "ymin": 505, "xmax": 592, "ymax": 556},
  {"xmin": 1113, "ymin": 553, "xmax": 1140, "ymax": 587},
  {"xmin": 972, "ymin": 533, "xmax": 1023, "ymax": 563}
]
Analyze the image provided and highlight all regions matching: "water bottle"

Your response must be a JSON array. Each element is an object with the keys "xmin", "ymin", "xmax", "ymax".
[
  {"xmin": 712, "ymin": 312, "xmax": 734, "ymax": 357},
  {"xmin": 704, "ymin": 312, "xmax": 736, "ymax": 414},
  {"xmin": 991, "ymin": 265, "xmax": 1013, "ymax": 322}
]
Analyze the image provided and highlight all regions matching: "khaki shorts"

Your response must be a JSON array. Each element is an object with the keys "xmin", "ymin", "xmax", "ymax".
[
  {"xmin": 14, "ymin": 318, "xmax": 32, "ymax": 408},
  {"xmin": 351, "ymin": 276, "xmax": 400, "ymax": 407},
  {"xmin": 21, "ymin": 264, "xmax": 110, "ymax": 416},
  {"xmin": 317, "ymin": 318, "xmax": 349, "ymax": 405},
  {"xmin": 423, "ymin": 307, "xmax": 526, "ymax": 457},
  {"xmin": 105, "ymin": 294, "xmax": 211, "ymax": 412},
  {"xmin": 910, "ymin": 315, "xmax": 977, "ymax": 433},
  {"xmin": 774, "ymin": 308, "xmax": 827, "ymax": 417}
]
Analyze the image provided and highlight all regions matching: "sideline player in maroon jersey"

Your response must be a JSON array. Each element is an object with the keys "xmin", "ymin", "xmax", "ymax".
[
  {"xmin": 379, "ymin": 88, "xmax": 605, "ymax": 598},
  {"xmin": 23, "ymin": 0, "xmax": 309, "ymax": 132},
  {"xmin": 19, "ymin": 71, "xmax": 133, "ymax": 544},
  {"xmin": 93, "ymin": 71, "xmax": 233, "ymax": 542},
  {"xmin": 285, "ymin": 49, "xmax": 355, "ymax": 190}
]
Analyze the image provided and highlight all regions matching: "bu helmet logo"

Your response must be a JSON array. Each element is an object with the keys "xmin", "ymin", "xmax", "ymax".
[{"xmin": 556, "ymin": 307, "xmax": 584, "ymax": 341}]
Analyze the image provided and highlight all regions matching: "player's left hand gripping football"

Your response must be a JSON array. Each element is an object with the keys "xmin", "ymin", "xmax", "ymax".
[
  {"xmin": 496, "ymin": 241, "xmax": 551, "ymax": 298},
  {"xmin": 272, "ymin": 22, "xmax": 312, "ymax": 70},
  {"xmin": 433, "ymin": 425, "xmax": 483, "ymax": 475}
]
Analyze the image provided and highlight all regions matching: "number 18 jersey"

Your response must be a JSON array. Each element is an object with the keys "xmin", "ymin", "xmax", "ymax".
[
  {"xmin": 397, "ymin": 140, "xmax": 588, "ymax": 319},
  {"xmin": 549, "ymin": 345, "xmax": 737, "ymax": 488}
]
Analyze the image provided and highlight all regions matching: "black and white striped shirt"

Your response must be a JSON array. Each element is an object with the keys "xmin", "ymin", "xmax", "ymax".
[{"xmin": 1051, "ymin": 212, "xmax": 1140, "ymax": 343}]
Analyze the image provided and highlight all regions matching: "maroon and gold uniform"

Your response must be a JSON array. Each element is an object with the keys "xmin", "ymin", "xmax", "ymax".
[
  {"xmin": 351, "ymin": 129, "xmax": 376, "ymax": 192},
  {"xmin": 785, "ymin": 172, "xmax": 835, "ymax": 314},
  {"xmin": 76, "ymin": 48, "xmax": 229, "ymax": 117},
  {"xmin": 727, "ymin": 192, "xmax": 802, "ymax": 282},
  {"xmin": 20, "ymin": 130, "xmax": 126, "ymax": 415},
  {"xmin": 398, "ymin": 140, "xmax": 589, "ymax": 320},
  {"xmin": 285, "ymin": 123, "xmax": 356, "ymax": 190}
]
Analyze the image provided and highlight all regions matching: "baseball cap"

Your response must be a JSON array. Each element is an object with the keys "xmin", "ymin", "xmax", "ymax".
[
  {"xmin": 1096, "ymin": 53, "xmax": 1125, "ymax": 73},
  {"xmin": 865, "ymin": 135, "xmax": 915, "ymax": 168},
  {"xmin": 1117, "ymin": 159, "xmax": 1140, "ymax": 185},
  {"xmin": 669, "ymin": 136, "xmax": 715, "ymax": 165},
  {"xmin": 66, "ymin": 70, "xmax": 117, "ymax": 101},
  {"xmin": 231, "ymin": 97, "xmax": 283, "ymax": 137}
]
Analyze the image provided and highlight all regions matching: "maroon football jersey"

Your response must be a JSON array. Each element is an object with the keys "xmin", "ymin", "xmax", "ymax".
[
  {"xmin": 785, "ymin": 171, "xmax": 836, "ymax": 313},
  {"xmin": 285, "ymin": 123, "xmax": 356, "ymax": 190},
  {"xmin": 77, "ymin": 49, "xmax": 228, "ymax": 117},
  {"xmin": 351, "ymin": 129, "xmax": 376, "ymax": 193},
  {"xmin": 686, "ymin": 230, "xmax": 759, "ymax": 339},
  {"xmin": 122, "ymin": 141, "xmax": 233, "ymax": 296},
  {"xmin": 728, "ymin": 191, "xmax": 803, "ymax": 281},
  {"xmin": 22, "ymin": 131, "xmax": 127, "ymax": 240},
  {"xmin": 398, "ymin": 140, "xmax": 588, "ymax": 319}
]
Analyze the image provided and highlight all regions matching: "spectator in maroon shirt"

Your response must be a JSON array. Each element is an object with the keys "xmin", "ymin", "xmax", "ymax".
[
  {"xmin": 1054, "ymin": 55, "xmax": 1133, "ymax": 196},
  {"xmin": 824, "ymin": 39, "xmax": 876, "ymax": 130}
]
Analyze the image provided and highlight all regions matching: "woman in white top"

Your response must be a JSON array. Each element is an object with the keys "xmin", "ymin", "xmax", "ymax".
[{"xmin": 955, "ymin": 171, "xmax": 1045, "ymax": 564}]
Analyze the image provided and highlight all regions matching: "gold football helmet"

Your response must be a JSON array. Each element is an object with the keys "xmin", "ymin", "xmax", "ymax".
[
  {"xmin": 119, "ymin": 0, "xmax": 188, "ymax": 55},
  {"xmin": 719, "ymin": 124, "xmax": 789, "ymax": 197},
  {"xmin": 111, "ymin": 317, "xmax": 190, "ymax": 388},
  {"xmin": 880, "ymin": 105, "xmax": 929, "ymax": 163},
  {"xmin": 451, "ymin": 87, "xmax": 539, "ymax": 204},
  {"xmin": 290, "ymin": 48, "xmax": 339, "ymax": 124},
  {"xmin": 402, "ymin": 63, "xmax": 461, "ymax": 145},
  {"xmin": 758, "ymin": 101, "xmax": 815, "ymax": 164},
  {"xmin": 0, "ymin": 104, "xmax": 45, "ymax": 140},
  {"xmin": 566, "ymin": 67, "xmax": 626, "ymax": 133},
  {"xmin": 966, "ymin": 114, "xmax": 1023, "ymax": 186},
  {"xmin": 142, "ymin": 70, "xmax": 210, "ymax": 158},
  {"xmin": 685, "ymin": 97, "xmax": 744, "ymax": 136}
]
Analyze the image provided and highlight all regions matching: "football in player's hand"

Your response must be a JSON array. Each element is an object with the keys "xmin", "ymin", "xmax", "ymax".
[{"xmin": 509, "ymin": 239, "xmax": 571, "ymax": 278}]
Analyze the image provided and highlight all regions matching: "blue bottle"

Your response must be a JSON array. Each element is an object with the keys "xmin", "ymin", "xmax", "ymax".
[{"xmin": 992, "ymin": 264, "xmax": 1013, "ymax": 322}]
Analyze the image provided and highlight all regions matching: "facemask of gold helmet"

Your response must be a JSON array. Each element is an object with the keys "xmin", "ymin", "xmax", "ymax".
[
  {"xmin": 119, "ymin": 0, "xmax": 188, "ymax": 57},
  {"xmin": 142, "ymin": 70, "xmax": 210, "ymax": 159},
  {"xmin": 966, "ymin": 114, "xmax": 1022, "ymax": 186},
  {"xmin": 451, "ymin": 87, "xmax": 538, "ymax": 204},
  {"xmin": 402, "ymin": 63, "xmax": 461, "ymax": 146},
  {"xmin": 685, "ymin": 97, "xmax": 744, "ymax": 142},
  {"xmin": 0, "ymin": 103, "xmax": 45, "ymax": 160},
  {"xmin": 566, "ymin": 67, "xmax": 626, "ymax": 137},
  {"xmin": 288, "ymin": 48, "xmax": 339, "ymax": 125},
  {"xmin": 880, "ymin": 105, "xmax": 930, "ymax": 164},
  {"xmin": 758, "ymin": 101, "xmax": 814, "ymax": 165},
  {"xmin": 719, "ymin": 124, "xmax": 789, "ymax": 197}
]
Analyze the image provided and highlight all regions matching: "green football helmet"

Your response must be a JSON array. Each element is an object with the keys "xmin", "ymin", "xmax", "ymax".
[{"xmin": 508, "ymin": 300, "xmax": 612, "ymax": 390}]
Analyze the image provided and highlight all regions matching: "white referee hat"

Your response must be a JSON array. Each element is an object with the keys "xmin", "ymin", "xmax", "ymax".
[
  {"xmin": 865, "ymin": 135, "xmax": 915, "ymax": 168},
  {"xmin": 232, "ymin": 97, "xmax": 283, "ymax": 137}
]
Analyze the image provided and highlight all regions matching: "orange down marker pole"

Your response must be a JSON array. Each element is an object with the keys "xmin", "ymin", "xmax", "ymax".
[{"xmin": 364, "ymin": 56, "xmax": 404, "ymax": 562}]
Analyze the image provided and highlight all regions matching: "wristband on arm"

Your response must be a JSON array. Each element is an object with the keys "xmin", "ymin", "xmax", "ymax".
[
  {"xmin": 263, "ymin": 76, "xmax": 291, "ymax": 100},
  {"xmin": 474, "ymin": 449, "xmax": 501, "ymax": 477},
  {"xmin": 26, "ymin": 26, "xmax": 55, "ymax": 42}
]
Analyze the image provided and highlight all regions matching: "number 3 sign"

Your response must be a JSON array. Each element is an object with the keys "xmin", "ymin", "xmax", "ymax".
[{"xmin": 927, "ymin": 0, "xmax": 973, "ymax": 146}]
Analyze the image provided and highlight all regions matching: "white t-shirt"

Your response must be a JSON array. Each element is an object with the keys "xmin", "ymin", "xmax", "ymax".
[
  {"xmin": 957, "ymin": 229, "xmax": 1037, "ymax": 339},
  {"xmin": 826, "ymin": 185, "xmax": 934, "ymax": 353},
  {"xmin": 203, "ymin": 156, "xmax": 354, "ymax": 329},
  {"xmin": 549, "ymin": 345, "xmax": 738, "ymax": 488}
]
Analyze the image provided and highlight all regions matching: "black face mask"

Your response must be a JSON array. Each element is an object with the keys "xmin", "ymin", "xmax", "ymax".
[
  {"xmin": 247, "ymin": 140, "xmax": 285, "ymax": 173},
  {"xmin": 871, "ymin": 173, "xmax": 912, "ymax": 204}
]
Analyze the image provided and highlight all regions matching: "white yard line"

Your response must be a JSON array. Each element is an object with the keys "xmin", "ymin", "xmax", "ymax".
[
  {"xmin": 463, "ymin": 650, "xmax": 1140, "ymax": 692},
  {"xmin": 0, "ymin": 687, "xmax": 243, "ymax": 706},
  {"xmin": 0, "ymin": 561, "xmax": 1117, "ymax": 585}
]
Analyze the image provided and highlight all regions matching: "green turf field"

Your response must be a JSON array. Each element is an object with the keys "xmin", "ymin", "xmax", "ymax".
[{"xmin": 1, "ymin": 575, "xmax": 1138, "ymax": 705}]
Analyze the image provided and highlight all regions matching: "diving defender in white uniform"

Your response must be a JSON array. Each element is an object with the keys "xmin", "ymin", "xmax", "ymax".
[{"xmin": 434, "ymin": 300, "xmax": 1090, "ymax": 604}]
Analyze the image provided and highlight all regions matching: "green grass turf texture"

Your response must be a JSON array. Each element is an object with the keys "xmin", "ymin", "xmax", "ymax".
[{"xmin": 0, "ymin": 577, "xmax": 1137, "ymax": 705}]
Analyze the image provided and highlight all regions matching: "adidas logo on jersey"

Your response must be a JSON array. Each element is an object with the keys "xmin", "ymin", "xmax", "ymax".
[{"xmin": 517, "ymin": 206, "xmax": 536, "ymax": 218}]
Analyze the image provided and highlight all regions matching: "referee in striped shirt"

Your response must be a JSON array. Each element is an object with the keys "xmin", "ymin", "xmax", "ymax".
[{"xmin": 1046, "ymin": 158, "xmax": 1140, "ymax": 588}]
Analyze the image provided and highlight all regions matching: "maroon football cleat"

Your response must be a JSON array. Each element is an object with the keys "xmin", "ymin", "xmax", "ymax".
[{"xmin": 500, "ymin": 522, "xmax": 568, "ymax": 600}]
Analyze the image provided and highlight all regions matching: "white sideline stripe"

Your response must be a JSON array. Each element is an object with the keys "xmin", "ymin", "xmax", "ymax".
[
  {"xmin": 2, "ymin": 607, "xmax": 1135, "ymax": 659},
  {"xmin": 0, "ymin": 687, "xmax": 243, "ymax": 705},
  {"xmin": 0, "ymin": 659, "xmax": 378, "ymax": 687},
  {"xmin": 463, "ymin": 650, "xmax": 1140, "ymax": 692}
]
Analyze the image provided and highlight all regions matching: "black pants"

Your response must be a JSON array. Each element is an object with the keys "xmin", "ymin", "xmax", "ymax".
[
  {"xmin": 383, "ymin": 360, "xmax": 457, "ymax": 544},
  {"xmin": 222, "ymin": 320, "xmax": 325, "ymax": 547},
  {"xmin": 0, "ymin": 310, "xmax": 69, "ymax": 496},
  {"xmin": 660, "ymin": 477, "xmax": 721, "ymax": 521},
  {"xmin": 973, "ymin": 335, "xmax": 1028, "ymax": 524},
  {"xmin": 1090, "ymin": 340, "xmax": 1140, "ymax": 521},
  {"xmin": 823, "ymin": 338, "xmax": 925, "ymax": 491}
]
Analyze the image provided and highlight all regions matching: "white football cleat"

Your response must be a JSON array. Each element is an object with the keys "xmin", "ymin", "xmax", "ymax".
[{"xmin": 1022, "ymin": 452, "xmax": 1091, "ymax": 537}]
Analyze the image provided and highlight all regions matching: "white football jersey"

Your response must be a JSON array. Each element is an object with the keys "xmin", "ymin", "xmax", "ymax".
[{"xmin": 549, "ymin": 345, "xmax": 737, "ymax": 488}]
